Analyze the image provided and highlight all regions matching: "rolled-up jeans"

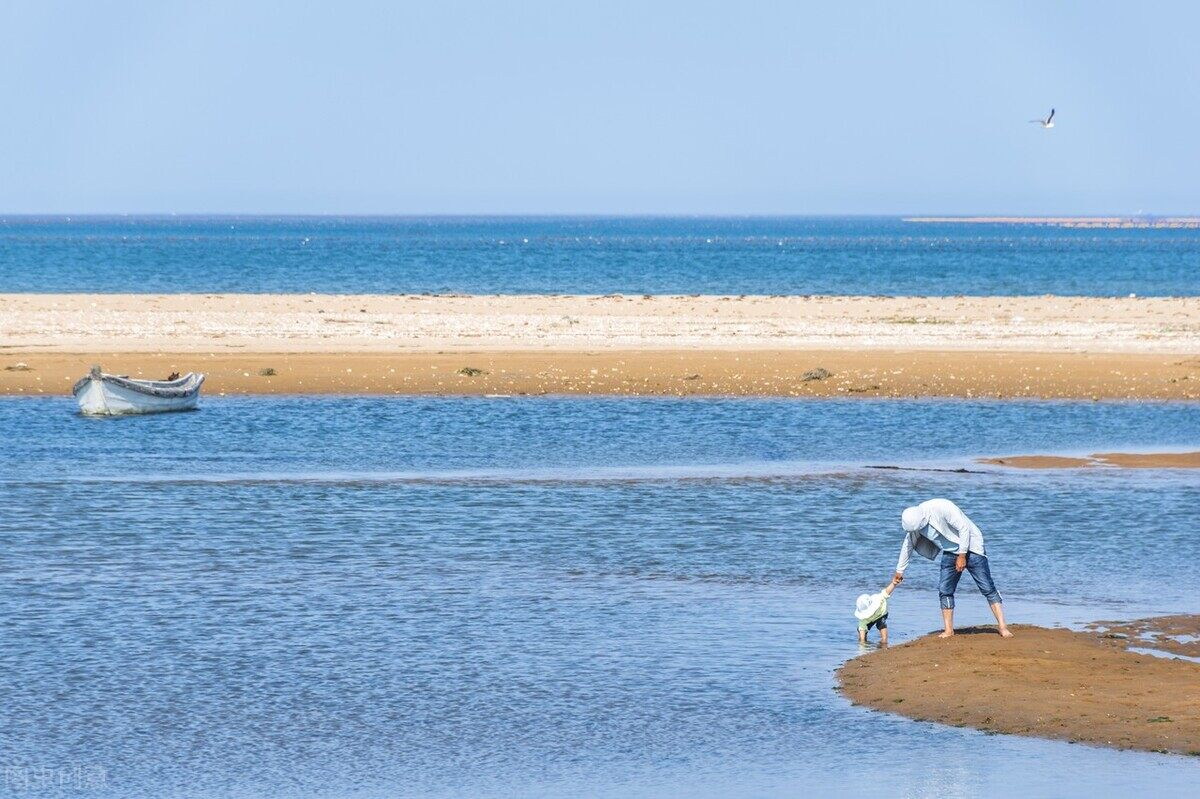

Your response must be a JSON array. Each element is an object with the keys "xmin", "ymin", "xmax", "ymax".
[{"xmin": 938, "ymin": 552, "xmax": 1002, "ymax": 610}]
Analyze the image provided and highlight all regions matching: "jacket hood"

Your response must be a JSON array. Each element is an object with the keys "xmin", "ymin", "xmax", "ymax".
[{"xmin": 901, "ymin": 505, "xmax": 927, "ymax": 532}]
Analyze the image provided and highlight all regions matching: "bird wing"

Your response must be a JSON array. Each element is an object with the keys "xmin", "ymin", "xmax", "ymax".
[{"xmin": 1047, "ymin": 108, "xmax": 1055, "ymax": 123}]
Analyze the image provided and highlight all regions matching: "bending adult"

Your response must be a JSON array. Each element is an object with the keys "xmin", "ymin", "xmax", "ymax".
[{"xmin": 892, "ymin": 498, "xmax": 1013, "ymax": 638}]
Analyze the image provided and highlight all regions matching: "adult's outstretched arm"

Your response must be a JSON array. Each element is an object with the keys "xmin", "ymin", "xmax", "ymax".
[{"xmin": 894, "ymin": 531, "xmax": 914, "ymax": 580}]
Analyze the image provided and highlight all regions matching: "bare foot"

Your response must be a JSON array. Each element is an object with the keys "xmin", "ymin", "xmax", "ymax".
[
  {"xmin": 998, "ymin": 627, "xmax": 1014, "ymax": 638},
  {"xmin": 937, "ymin": 630, "xmax": 955, "ymax": 638}
]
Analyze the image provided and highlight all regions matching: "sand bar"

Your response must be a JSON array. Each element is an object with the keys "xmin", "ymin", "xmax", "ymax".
[
  {"xmin": 2, "ymin": 294, "xmax": 1198, "ymax": 398},
  {"xmin": 982, "ymin": 452, "xmax": 1200, "ymax": 469},
  {"xmin": 837, "ymin": 620, "xmax": 1200, "ymax": 755}
]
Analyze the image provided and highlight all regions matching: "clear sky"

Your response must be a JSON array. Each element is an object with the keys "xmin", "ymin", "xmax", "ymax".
[{"xmin": 3, "ymin": 1, "xmax": 1198, "ymax": 214}]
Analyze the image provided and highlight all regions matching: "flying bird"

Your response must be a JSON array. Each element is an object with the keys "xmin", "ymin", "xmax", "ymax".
[{"xmin": 1030, "ymin": 108, "xmax": 1055, "ymax": 129}]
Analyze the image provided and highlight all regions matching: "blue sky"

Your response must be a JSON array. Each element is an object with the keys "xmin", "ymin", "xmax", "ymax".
[{"xmin": 2, "ymin": 1, "xmax": 1197, "ymax": 214}]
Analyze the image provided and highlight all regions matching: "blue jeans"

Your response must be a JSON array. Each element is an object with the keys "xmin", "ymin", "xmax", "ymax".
[{"xmin": 938, "ymin": 553, "xmax": 1002, "ymax": 610}]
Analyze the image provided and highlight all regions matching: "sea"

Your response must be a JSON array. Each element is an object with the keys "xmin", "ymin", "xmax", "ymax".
[
  {"xmin": 1, "ymin": 397, "xmax": 1198, "ymax": 798},
  {"xmin": 1, "ymin": 215, "xmax": 1199, "ymax": 295},
  {"xmin": 2, "ymin": 218, "xmax": 1199, "ymax": 797}
]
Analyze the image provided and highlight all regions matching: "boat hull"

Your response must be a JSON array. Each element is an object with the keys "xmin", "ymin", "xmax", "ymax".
[{"xmin": 73, "ymin": 373, "xmax": 204, "ymax": 416}]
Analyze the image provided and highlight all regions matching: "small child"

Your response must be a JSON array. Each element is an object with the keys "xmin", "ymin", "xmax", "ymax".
[{"xmin": 855, "ymin": 577, "xmax": 898, "ymax": 645}]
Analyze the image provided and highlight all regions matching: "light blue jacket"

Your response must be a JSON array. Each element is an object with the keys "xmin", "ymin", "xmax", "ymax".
[{"xmin": 895, "ymin": 498, "xmax": 986, "ymax": 574}]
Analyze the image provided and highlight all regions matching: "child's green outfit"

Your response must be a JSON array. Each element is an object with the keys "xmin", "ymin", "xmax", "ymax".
[{"xmin": 855, "ymin": 591, "xmax": 889, "ymax": 632}]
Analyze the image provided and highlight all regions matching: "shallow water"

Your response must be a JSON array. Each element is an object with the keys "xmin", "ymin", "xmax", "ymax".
[
  {"xmin": 1, "ymin": 397, "xmax": 1198, "ymax": 797},
  {"xmin": 2, "ymin": 216, "xmax": 1199, "ymax": 295}
]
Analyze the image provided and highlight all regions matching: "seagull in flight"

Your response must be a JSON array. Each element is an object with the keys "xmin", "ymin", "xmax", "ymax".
[{"xmin": 1030, "ymin": 108, "xmax": 1055, "ymax": 129}]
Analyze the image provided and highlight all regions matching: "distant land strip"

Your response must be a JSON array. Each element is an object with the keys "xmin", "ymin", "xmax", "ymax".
[{"xmin": 905, "ymin": 216, "xmax": 1200, "ymax": 228}]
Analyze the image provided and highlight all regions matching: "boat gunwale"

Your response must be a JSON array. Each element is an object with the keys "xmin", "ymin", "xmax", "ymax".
[{"xmin": 72, "ymin": 371, "xmax": 205, "ymax": 400}]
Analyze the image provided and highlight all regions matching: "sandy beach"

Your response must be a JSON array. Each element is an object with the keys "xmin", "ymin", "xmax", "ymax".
[
  {"xmin": 837, "ymin": 617, "xmax": 1200, "ymax": 755},
  {"xmin": 3, "ymin": 294, "xmax": 1198, "ymax": 398}
]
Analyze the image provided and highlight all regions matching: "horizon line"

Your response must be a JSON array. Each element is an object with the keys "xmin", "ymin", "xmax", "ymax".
[{"xmin": 2, "ymin": 211, "xmax": 1198, "ymax": 220}]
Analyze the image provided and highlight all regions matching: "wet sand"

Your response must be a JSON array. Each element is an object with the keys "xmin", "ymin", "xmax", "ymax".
[
  {"xmin": 837, "ymin": 620, "xmax": 1200, "ymax": 755},
  {"xmin": 5, "ymin": 350, "xmax": 1200, "ymax": 399},
  {"xmin": 2, "ymin": 294, "xmax": 1198, "ymax": 398},
  {"xmin": 1087, "ymin": 616, "xmax": 1200, "ymax": 659},
  {"xmin": 982, "ymin": 452, "xmax": 1200, "ymax": 469}
]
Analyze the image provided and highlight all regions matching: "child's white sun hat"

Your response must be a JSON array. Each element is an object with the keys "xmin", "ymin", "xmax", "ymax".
[{"xmin": 855, "ymin": 592, "xmax": 885, "ymax": 620}]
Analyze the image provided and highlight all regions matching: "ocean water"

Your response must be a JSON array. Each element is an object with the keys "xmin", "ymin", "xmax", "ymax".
[
  {"xmin": 2, "ymin": 216, "xmax": 1199, "ymax": 296},
  {"xmin": 2, "ymin": 396, "xmax": 1198, "ymax": 798}
]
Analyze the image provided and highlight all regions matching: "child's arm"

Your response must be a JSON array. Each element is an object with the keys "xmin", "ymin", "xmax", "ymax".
[{"xmin": 882, "ymin": 577, "xmax": 899, "ymax": 596}]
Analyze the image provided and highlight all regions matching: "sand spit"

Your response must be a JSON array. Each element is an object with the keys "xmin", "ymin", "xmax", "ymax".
[
  {"xmin": 836, "ymin": 620, "xmax": 1200, "ymax": 756},
  {"xmin": 981, "ymin": 452, "xmax": 1200, "ymax": 469}
]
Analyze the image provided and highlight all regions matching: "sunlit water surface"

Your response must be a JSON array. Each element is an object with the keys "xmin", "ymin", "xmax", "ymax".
[
  {"xmin": 1, "ymin": 397, "xmax": 1198, "ymax": 797},
  {"xmin": 3, "ymin": 216, "xmax": 1199, "ymax": 295}
]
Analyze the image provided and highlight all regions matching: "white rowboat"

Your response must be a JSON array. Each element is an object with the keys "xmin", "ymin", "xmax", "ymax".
[{"xmin": 73, "ymin": 366, "xmax": 205, "ymax": 416}]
